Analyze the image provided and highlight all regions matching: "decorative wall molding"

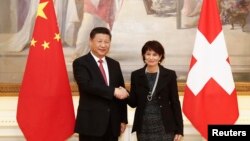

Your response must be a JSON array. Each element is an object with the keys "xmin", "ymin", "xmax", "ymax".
[{"xmin": 1, "ymin": 82, "xmax": 250, "ymax": 96}]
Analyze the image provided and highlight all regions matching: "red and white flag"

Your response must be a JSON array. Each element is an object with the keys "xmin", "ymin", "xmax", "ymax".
[
  {"xmin": 16, "ymin": 0, "xmax": 75, "ymax": 140},
  {"xmin": 183, "ymin": 0, "xmax": 239, "ymax": 139}
]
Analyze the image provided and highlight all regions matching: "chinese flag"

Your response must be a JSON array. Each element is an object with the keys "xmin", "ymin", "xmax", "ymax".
[
  {"xmin": 16, "ymin": 0, "xmax": 75, "ymax": 141},
  {"xmin": 183, "ymin": 0, "xmax": 239, "ymax": 139}
]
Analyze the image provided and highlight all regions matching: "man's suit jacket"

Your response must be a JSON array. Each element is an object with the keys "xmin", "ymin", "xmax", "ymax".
[
  {"xmin": 73, "ymin": 53, "xmax": 127, "ymax": 136},
  {"xmin": 127, "ymin": 65, "xmax": 183, "ymax": 135}
]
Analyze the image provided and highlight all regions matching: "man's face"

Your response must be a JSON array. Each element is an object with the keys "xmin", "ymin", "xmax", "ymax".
[{"xmin": 90, "ymin": 33, "xmax": 111, "ymax": 58}]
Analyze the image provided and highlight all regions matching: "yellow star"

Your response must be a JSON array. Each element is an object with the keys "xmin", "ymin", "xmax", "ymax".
[
  {"xmin": 54, "ymin": 33, "xmax": 61, "ymax": 42},
  {"xmin": 30, "ymin": 38, "xmax": 37, "ymax": 47},
  {"xmin": 42, "ymin": 41, "xmax": 50, "ymax": 50},
  {"xmin": 37, "ymin": 1, "xmax": 49, "ymax": 19}
]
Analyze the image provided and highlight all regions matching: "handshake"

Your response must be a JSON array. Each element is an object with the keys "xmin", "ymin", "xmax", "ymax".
[{"xmin": 114, "ymin": 86, "xmax": 129, "ymax": 100}]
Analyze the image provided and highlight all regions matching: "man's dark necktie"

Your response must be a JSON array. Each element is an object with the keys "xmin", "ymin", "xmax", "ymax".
[{"xmin": 98, "ymin": 59, "xmax": 107, "ymax": 85}]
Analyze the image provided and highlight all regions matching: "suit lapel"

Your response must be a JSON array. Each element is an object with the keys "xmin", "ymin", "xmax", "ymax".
[
  {"xmin": 106, "ymin": 58, "xmax": 113, "ymax": 85},
  {"xmin": 137, "ymin": 67, "xmax": 150, "ymax": 91},
  {"xmin": 86, "ymin": 53, "xmax": 107, "ymax": 84},
  {"xmin": 154, "ymin": 66, "xmax": 169, "ymax": 96}
]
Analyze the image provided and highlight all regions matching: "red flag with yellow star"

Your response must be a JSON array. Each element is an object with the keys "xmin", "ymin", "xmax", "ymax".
[{"xmin": 16, "ymin": 0, "xmax": 75, "ymax": 140}]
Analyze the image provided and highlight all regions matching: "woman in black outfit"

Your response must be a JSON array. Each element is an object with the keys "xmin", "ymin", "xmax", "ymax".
[{"xmin": 127, "ymin": 40, "xmax": 183, "ymax": 141}]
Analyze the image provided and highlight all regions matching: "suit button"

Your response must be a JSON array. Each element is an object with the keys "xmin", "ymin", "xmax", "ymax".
[
  {"xmin": 107, "ymin": 109, "xmax": 110, "ymax": 112},
  {"xmin": 159, "ymin": 105, "xmax": 162, "ymax": 108},
  {"xmin": 158, "ymin": 96, "xmax": 161, "ymax": 99}
]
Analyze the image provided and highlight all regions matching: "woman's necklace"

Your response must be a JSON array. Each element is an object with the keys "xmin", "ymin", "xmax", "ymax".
[{"xmin": 145, "ymin": 67, "xmax": 160, "ymax": 101}]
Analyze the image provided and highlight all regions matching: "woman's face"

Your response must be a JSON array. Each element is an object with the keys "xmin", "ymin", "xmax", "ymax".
[{"xmin": 144, "ymin": 50, "xmax": 162, "ymax": 67}]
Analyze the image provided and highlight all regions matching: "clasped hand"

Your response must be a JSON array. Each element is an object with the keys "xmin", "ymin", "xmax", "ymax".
[{"xmin": 114, "ymin": 86, "xmax": 129, "ymax": 99}]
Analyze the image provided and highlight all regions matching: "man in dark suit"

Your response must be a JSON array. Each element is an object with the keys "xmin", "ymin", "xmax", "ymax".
[{"xmin": 73, "ymin": 27, "xmax": 128, "ymax": 141}]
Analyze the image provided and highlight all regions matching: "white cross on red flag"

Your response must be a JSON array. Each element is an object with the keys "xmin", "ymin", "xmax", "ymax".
[{"xmin": 183, "ymin": 0, "xmax": 239, "ymax": 139}]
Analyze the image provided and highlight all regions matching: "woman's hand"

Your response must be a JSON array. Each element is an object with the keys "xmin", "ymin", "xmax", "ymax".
[{"xmin": 174, "ymin": 134, "xmax": 182, "ymax": 141}]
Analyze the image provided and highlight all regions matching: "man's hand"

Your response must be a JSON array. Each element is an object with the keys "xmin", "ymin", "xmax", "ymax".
[
  {"xmin": 114, "ymin": 87, "xmax": 129, "ymax": 99},
  {"xmin": 120, "ymin": 123, "xmax": 127, "ymax": 134}
]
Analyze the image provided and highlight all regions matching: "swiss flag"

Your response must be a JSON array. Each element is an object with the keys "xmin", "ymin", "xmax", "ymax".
[
  {"xmin": 16, "ymin": 0, "xmax": 75, "ymax": 140},
  {"xmin": 182, "ymin": 0, "xmax": 239, "ymax": 139}
]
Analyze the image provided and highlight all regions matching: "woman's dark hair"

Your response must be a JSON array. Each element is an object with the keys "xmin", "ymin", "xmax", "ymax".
[
  {"xmin": 141, "ymin": 40, "xmax": 165, "ymax": 63},
  {"xmin": 90, "ymin": 27, "xmax": 112, "ymax": 40}
]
